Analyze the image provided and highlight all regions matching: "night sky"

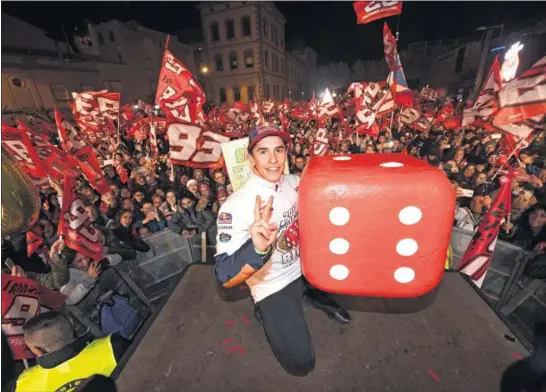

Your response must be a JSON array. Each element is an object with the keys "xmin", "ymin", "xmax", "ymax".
[{"xmin": 4, "ymin": 1, "xmax": 546, "ymax": 64}]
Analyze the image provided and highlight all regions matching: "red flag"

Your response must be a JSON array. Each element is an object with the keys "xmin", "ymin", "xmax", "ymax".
[
  {"xmin": 347, "ymin": 82, "xmax": 367, "ymax": 99},
  {"xmin": 70, "ymin": 90, "xmax": 120, "ymax": 145},
  {"xmin": 316, "ymin": 88, "xmax": 341, "ymax": 125},
  {"xmin": 383, "ymin": 24, "xmax": 413, "ymax": 107},
  {"xmin": 1, "ymin": 123, "xmax": 47, "ymax": 178},
  {"xmin": 26, "ymin": 231, "xmax": 43, "ymax": 258},
  {"xmin": 463, "ymin": 56, "xmax": 502, "ymax": 127},
  {"xmin": 74, "ymin": 146, "xmax": 111, "ymax": 194},
  {"xmin": 456, "ymin": 172, "xmax": 513, "ymax": 287},
  {"xmin": 60, "ymin": 178, "xmax": 103, "ymax": 260},
  {"xmin": 311, "ymin": 127, "xmax": 330, "ymax": 156},
  {"xmin": 115, "ymin": 162, "xmax": 129, "ymax": 184},
  {"xmin": 250, "ymin": 97, "xmax": 265, "ymax": 126},
  {"xmin": 434, "ymin": 102, "xmax": 455, "ymax": 124},
  {"xmin": 155, "ymin": 36, "xmax": 205, "ymax": 124},
  {"xmin": 166, "ymin": 122, "xmax": 229, "ymax": 168},
  {"xmin": 2, "ymin": 273, "xmax": 67, "ymax": 360},
  {"xmin": 262, "ymin": 100, "xmax": 275, "ymax": 114},
  {"xmin": 494, "ymin": 56, "xmax": 546, "ymax": 126},
  {"xmin": 353, "ymin": 1, "xmax": 402, "ymax": 24}
]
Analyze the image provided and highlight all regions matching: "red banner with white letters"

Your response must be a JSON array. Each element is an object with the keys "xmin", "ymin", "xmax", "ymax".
[
  {"xmin": 353, "ymin": 1, "xmax": 402, "ymax": 24},
  {"xmin": 166, "ymin": 122, "xmax": 230, "ymax": 169},
  {"xmin": 70, "ymin": 90, "xmax": 120, "ymax": 145},
  {"xmin": 1, "ymin": 123, "xmax": 47, "ymax": 179},
  {"xmin": 311, "ymin": 127, "xmax": 330, "ymax": 156},
  {"xmin": 457, "ymin": 172, "xmax": 513, "ymax": 288},
  {"xmin": 494, "ymin": 56, "xmax": 546, "ymax": 126},
  {"xmin": 155, "ymin": 36, "xmax": 206, "ymax": 124},
  {"xmin": 1, "ymin": 273, "xmax": 67, "ymax": 360},
  {"xmin": 60, "ymin": 178, "xmax": 103, "ymax": 260}
]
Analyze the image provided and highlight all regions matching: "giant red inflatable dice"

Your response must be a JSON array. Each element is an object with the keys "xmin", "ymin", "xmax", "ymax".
[{"xmin": 299, "ymin": 154, "xmax": 455, "ymax": 298}]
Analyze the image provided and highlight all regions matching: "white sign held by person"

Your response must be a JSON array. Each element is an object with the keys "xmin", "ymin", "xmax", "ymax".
[{"xmin": 221, "ymin": 138, "xmax": 289, "ymax": 192}]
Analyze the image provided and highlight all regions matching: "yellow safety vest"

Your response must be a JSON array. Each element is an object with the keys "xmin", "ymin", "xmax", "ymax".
[
  {"xmin": 15, "ymin": 335, "xmax": 117, "ymax": 392},
  {"xmin": 445, "ymin": 245, "xmax": 453, "ymax": 271}
]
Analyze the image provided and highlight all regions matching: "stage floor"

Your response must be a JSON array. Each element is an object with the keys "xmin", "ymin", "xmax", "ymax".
[{"xmin": 116, "ymin": 265, "xmax": 527, "ymax": 392}]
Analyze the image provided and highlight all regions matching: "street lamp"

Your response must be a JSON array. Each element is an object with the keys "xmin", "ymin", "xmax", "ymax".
[{"xmin": 200, "ymin": 65, "xmax": 209, "ymax": 74}]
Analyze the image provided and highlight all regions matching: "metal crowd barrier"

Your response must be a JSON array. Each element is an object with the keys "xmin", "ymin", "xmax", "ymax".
[
  {"xmin": 64, "ymin": 227, "xmax": 543, "ymax": 348},
  {"xmin": 65, "ymin": 229, "xmax": 200, "ymax": 339},
  {"xmin": 450, "ymin": 227, "xmax": 545, "ymax": 349}
]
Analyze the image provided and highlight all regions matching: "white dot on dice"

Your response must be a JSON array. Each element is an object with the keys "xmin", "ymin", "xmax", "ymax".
[
  {"xmin": 396, "ymin": 238, "xmax": 418, "ymax": 256},
  {"xmin": 329, "ymin": 264, "xmax": 350, "ymax": 280},
  {"xmin": 333, "ymin": 156, "xmax": 351, "ymax": 161},
  {"xmin": 394, "ymin": 267, "xmax": 415, "ymax": 283},
  {"xmin": 398, "ymin": 206, "xmax": 422, "ymax": 225},
  {"xmin": 329, "ymin": 207, "xmax": 350, "ymax": 226},
  {"xmin": 380, "ymin": 162, "xmax": 404, "ymax": 168},
  {"xmin": 329, "ymin": 238, "xmax": 350, "ymax": 255}
]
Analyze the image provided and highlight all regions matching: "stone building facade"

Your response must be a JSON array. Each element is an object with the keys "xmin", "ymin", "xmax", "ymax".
[
  {"xmin": 194, "ymin": 1, "xmax": 317, "ymax": 106},
  {"xmin": 1, "ymin": 13, "xmax": 195, "ymax": 117}
]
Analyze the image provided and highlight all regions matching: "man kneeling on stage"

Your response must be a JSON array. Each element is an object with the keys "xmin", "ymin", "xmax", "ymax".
[{"xmin": 214, "ymin": 125, "xmax": 351, "ymax": 377}]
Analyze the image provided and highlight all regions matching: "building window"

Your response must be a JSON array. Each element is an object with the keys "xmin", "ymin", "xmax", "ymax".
[
  {"xmin": 226, "ymin": 3, "xmax": 230, "ymax": 8},
  {"xmin": 242, "ymin": 16, "xmax": 251, "ymax": 36},
  {"xmin": 244, "ymin": 49, "xmax": 254, "ymax": 68},
  {"xmin": 275, "ymin": 56, "xmax": 279, "ymax": 73},
  {"xmin": 281, "ymin": 32, "xmax": 284, "ymax": 48},
  {"xmin": 159, "ymin": 40, "xmax": 162, "ymax": 49},
  {"xmin": 49, "ymin": 84, "xmax": 69, "ymax": 103},
  {"xmin": 281, "ymin": 58, "xmax": 284, "ymax": 74},
  {"xmin": 220, "ymin": 87, "xmax": 227, "ymax": 103},
  {"xmin": 233, "ymin": 87, "xmax": 241, "ymax": 101},
  {"xmin": 215, "ymin": 53, "xmax": 224, "ymax": 71},
  {"xmin": 248, "ymin": 86, "xmax": 255, "ymax": 100},
  {"xmin": 271, "ymin": 25, "xmax": 277, "ymax": 46},
  {"xmin": 97, "ymin": 32, "xmax": 104, "ymax": 45},
  {"xmin": 108, "ymin": 31, "xmax": 115, "ymax": 42},
  {"xmin": 265, "ymin": 84, "xmax": 270, "ymax": 99},
  {"xmin": 210, "ymin": 22, "xmax": 220, "ymax": 42},
  {"xmin": 148, "ymin": 80, "xmax": 156, "ymax": 93},
  {"xmin": 229, "ymin": 51, "xmax": 238, "ymax": 70},
  {"xmin": 264, "ymin": 50, "xmax": 269, "ymax": 69},
  {"xmin": 263, "ymin": 19, "xmax": 268, "ymax": 39},
  {"xmin": 118, "ymin": 53, "xmax": 123, "ymax": 63},
  {"xmin": 226, "ymin": 19, "xmax": 235, "ymax": 40}
]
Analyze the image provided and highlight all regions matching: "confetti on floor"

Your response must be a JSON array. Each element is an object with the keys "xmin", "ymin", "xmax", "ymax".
[
  {"xmin": 226, "ymin": 346, "xmax": 244, "ymax": 355},
  {"xmin": 428, "ymin": 369, "xmax": 440, "ymax": 383}
]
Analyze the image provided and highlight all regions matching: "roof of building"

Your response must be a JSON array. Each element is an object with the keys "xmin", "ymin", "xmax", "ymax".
[
  {"xmin": 286, "ymin": 37, "xmax": 308, "ymax": 52},
  {"xmin": 175, "ymin": 27, "xmax": 204, "ymax": 45}
]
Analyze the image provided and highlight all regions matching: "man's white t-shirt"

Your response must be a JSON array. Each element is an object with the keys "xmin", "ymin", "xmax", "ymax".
[{"xmin": 215, "ymin": 173, "xmax": 302, "ymax": 302}]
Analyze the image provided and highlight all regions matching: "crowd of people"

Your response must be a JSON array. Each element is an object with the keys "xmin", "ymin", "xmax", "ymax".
[{"xmin": 2, "ymin": 99, "xmax": 546, "ymax": 391}]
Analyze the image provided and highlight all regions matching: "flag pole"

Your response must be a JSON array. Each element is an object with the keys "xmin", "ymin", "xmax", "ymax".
[
  {"xmin": 395, "ymin": 12, "xmax": 401, "ymax": 40},
  {"xmin": 491, "ymin": 137, "xmax": 526, "ymax": 181},
  {"xmin": 425, "ymin": 94, "xmax": 449, "ymax": 133}
]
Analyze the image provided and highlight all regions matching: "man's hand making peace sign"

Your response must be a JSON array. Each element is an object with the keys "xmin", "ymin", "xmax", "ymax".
[{"xmin": 250, "ymin": 195, "xmax": 278, "ymax": 253}]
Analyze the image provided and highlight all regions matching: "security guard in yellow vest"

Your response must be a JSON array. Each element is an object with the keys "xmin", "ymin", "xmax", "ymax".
[{"xmin": 15, "ymin": 311, "xmax": 128, "ymax": 392}]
